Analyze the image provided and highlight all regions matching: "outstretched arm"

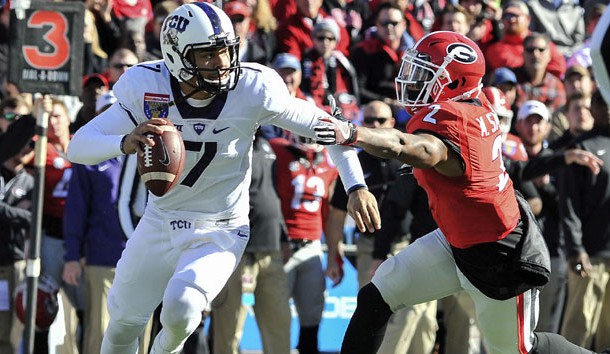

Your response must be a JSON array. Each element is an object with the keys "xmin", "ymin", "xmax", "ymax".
[
  {"xmin": 316, "ymin": 119, "xmax": 463, "ymax": 176},
  {"xmin": 355, "ymin": 127, "xmax": 450, "ymax": 170}
]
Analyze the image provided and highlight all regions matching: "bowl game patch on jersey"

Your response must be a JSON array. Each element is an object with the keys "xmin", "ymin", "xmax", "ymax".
[{"xmin": 144, "ymin": 93, "xmax": 170, "ymax": 118}]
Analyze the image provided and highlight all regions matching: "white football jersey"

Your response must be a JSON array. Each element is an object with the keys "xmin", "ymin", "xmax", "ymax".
[{"xmin": 68, "ymin": 61, "xmax": 365, "ymax": 218}]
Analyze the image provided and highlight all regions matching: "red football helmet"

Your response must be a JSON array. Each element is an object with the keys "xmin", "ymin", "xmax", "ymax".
[
  {"xmin": 395, "ymin": 31, "xmax": 486, "ymax": 111},
  {"xmin": 14, "ymin": 274, "xmax": 60, "ymax": 331},
  {"xmin": 482, "ymin": 86, "xmax": 514, "ymax": 134}
]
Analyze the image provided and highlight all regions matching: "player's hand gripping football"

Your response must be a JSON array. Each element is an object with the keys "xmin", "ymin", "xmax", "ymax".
[
  {"xmin": 314, "ymin": 96, "xmax": 358, "ymax": 145},
  {"xmin": 122, "ymin": 118, "xmax": 169, "ymax": 155},
  {"xmin": 347, "ymin": 188, "xmax": 381, "ymax": 233}
]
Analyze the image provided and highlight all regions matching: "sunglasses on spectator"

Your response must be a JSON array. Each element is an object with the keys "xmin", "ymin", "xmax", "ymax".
[
  {"xmin": 502, "ymin": 13, "xmax": 521, "ymax": 20},
  {"xmin": 378, "ymin": 20, "xmax": 402, "ymax": 27},
  {"xmin": 111, "ymin": 63, "xmax": 134, "ymax": 69},
  {"xmin": 1, "ymin": 112, "xmax": 20, "ymax": 121},
  {"xmin": 230, "ymin": 15, "xmax": 246, "ymax": 23},
  {"xmin": 525, "ymin": 46, "xmax": 547, "ymax": 53},
  {"xmin": 315, "ymin": 35, "xmax": 336, "ymax": 42},
  {"xmin": 363, "ymin": 116, "xmax": 389, "ymax": 125}
]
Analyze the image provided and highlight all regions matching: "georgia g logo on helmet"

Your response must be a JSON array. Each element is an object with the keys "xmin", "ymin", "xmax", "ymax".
[{"xmin": 447, "ymin": 43, "xmax": 478, "ymax": 64}]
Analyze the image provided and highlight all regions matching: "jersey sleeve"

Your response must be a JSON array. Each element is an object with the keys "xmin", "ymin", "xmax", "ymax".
[
  {"xmin": 407, "ymin": 104, "xmax": 462, "ymax": 157},
  {"xmin": 67, "ymin": 71, "xmax": 145, "ymax": 165},
  {"xmin": 112, "ymin": 68, "xmax": 149, "ymax": 126},
  {"xmin": 245, "ymin": 65, "xmax": 367, "ymax": 193}
]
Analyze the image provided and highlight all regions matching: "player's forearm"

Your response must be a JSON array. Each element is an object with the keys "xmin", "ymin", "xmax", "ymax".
[
  {"xmin": 326, "ymin": 145, "xmax": 367, "ymax": 192},
  {"xmin": 67, "ymin": 123, "xmax": 124, "ymax": 165},
  {"xmin": 355, "ymin": 127, "xmax": 444, "ymax": 169},
  {"xmin": 325, "ymin": 207, "xmax": 347, "ymax": 257},
  {"xmin": 67, "ymin": 106, "xmax": 134, "ymax": 165}
]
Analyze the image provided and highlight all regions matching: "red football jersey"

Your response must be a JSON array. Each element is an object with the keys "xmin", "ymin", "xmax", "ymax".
[
  {"xmin": 406, "ymin": 99, "xmax": 520, "ymax": 248},
  {"xmin": 43, "ymin": 143, "xmax": 72, "ymax": 219},
  {"xmin": 271, "ymin": 139, "xmax": 338, "ymax": 241}
]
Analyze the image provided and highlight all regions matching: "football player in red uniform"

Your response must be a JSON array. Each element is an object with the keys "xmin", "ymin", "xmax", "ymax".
[
  {"xmin": 315, "ymin": 31, "xmax": 607, "ymax": 354},
  {"xmin": 482, "ymin": 86, "xmax": 529, "ymax": 162},
  {"xmin": 271, "ymin": 133, "xmax": 339, "ymax": 354}
]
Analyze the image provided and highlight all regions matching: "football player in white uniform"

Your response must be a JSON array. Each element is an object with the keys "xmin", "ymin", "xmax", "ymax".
[{"xmin": 66, "ymin": 3, "xmax": 380, "ymax": 354}]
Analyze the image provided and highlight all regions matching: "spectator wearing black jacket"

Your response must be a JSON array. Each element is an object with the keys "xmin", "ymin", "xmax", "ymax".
[
  {"xmin": 513, "ymin": 100, "xmax": 570, "ymax": 334},
  {"xmin": 0, "ymin": 129, "xmax": 34, "ymax": 354},
  {"xmin": 559, "ymin": 90, "xmax": 610, "ymax": 351}
]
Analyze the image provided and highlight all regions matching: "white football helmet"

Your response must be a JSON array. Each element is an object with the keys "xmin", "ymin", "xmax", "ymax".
[{"xmin": 160, "ymin": 3, "xmax": 240, "ymax": 94}]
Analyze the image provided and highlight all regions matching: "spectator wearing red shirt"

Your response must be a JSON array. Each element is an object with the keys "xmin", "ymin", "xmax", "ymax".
[
  {"xmin": 301, "ymin": 19, "xmax": 360, "ymax": 119},
  {"xmin": 484, "ymin": 0, "xmax": 566, "ymax": 80},
  {"xmin": 514, "ymin": 33, "xmax": 566, "ymax": 114},
  {"xmin": 112, "ymin": 0, "xmax": 152, "ymax": 32},
  {"xmin": 350, "ymin": 3, "xmax": 408, "ymax": 114},
  {"xmin": 368, "ymin": 0, "xmax": 429, "ymax": 39},
  {"xmin": 275, "ymin": 0, "xmax": 350, "ymax": 60},
  {"xmin": 271, "ymin": 0, "xmax": 297, "ymax": 25},
  {"xmin": 457, "ymin": 0, "xmax": 502, "ymax": 52}
]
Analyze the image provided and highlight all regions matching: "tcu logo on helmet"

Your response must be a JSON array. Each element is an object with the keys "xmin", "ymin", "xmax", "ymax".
[
  {"xmin": 165, "ymin": 15, "xmax": 190, "ymax": 32},
  {"xmin": 447, "ymin": 43, "xmax": 477, "ymax": 64},
  {"xmin": 162, "ymin": 15, "xmax": 189, "ymax": 50}
]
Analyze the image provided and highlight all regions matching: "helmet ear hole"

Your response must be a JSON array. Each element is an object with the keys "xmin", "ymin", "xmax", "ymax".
[
  {"xmin": 167, "ymin": 53, "xmax": 175, "ymax": 64},
  {"xmin": 447, "ymin": 80, "xmax": 459, "ymax": 90}
]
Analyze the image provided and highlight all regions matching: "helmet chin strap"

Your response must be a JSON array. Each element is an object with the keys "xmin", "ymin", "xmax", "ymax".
[{"xmin": 449, "ymin": 84, "xmax": 483, "ymax": 102}]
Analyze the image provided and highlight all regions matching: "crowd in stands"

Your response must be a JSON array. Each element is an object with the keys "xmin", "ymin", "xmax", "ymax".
[{"xmin": 0, "ymin": 0, "xmax": 609, "ymax": 352}]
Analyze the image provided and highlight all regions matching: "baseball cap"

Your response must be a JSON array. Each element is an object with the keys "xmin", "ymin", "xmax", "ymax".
[
  {"xmin": 224, "ymin": 1, "xmax": 251, "ymax": 18},
  {"xmin": 312, "ymin": 18, "xmax": 340, "ymax": 42},
  {"xmin": 96, "ymin": 91, "xmax": 117, "ymax": 112},
  {"xmin": 83, "ymin": 73, "xmax": 109, "ymax": 89},
  {"xmin": 517, "ymin": 100, "xmax": 549, "ymax": 121},
  {"xmin": 492, "ymin": 67, "xmax": 517, "ymax": 86},
  {"xmin": 565, "ymin": 64, "xmax": 589, "ymax": 78},
  {"xmin": 272, "ymin": 53, "xmax": 301, "ymax": 71}
]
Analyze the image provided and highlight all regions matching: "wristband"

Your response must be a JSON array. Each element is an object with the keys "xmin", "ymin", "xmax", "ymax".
[
  {"xmin": 343, "ymin": 121, "xmax": 358, "ymax": 146},
  {"xmin": 119, "ymin": 135, "xmax": 128, "ymax": 154},
  {"xmin": 347, "ymin": 184, "xmax": 368, "ymax": 194}
]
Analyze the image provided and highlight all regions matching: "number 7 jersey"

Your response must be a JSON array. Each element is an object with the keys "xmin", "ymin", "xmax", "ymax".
[
  {"xmin": 406, "ymin": 99, "xmax": 520, "ymax": 249},
  {"xmin": 107, "ymin": 61, "xmax": 340, "ymax": 219}
]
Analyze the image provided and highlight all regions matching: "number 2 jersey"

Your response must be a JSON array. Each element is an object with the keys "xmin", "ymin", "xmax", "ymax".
[
  {"xmin": 406, "ymin": 99, "xmax": 520, "ymax": 249},
  {"xmin": 67, "ymin": 61, "xmax": 365, "ymax": 220}
]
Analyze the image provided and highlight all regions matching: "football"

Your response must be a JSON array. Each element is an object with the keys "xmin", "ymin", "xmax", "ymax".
[{"xmin": 137, "ymin": 120, "xmax": 185, "ymax": 196}]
